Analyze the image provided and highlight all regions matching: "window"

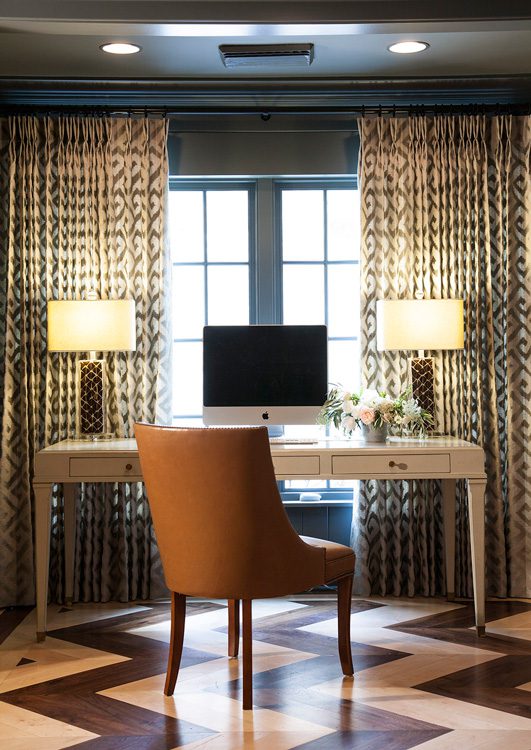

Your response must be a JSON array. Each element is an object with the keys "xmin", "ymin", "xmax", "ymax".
[
  {"xmin": 279, "ymin": 183, "xmax": 360, "ymax": 401},
  {"xmin": 168, "ymin": 179, "xmax": 360, "ymax": 468},
  {"xmin": 169, "ymin": 182, "xmax": 254, "ymax": 425}
]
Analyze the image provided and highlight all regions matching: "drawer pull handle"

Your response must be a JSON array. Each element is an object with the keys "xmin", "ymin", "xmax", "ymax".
[
  {"xmin": 389, "ymin": 460, "xmax": 408, "ymax": 470},
  {"xmin": 125, "ymin": 463, "xmax": 133, "ymax": 471}
]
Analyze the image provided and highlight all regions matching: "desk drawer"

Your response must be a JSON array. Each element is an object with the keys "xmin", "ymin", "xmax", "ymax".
[
  {"xmin": 272, "ymin": 455, "xmax": 320, "ymax": 476},
  {"xmin": 69, "ymin": 457, "xmax": 142, "ymax": 479},
  {"xmin": 332, "ymin": 452, "xmax": 451, "ymax": 476}
]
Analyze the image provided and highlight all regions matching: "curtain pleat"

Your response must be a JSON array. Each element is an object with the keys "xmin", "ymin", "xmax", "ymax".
[
  {"xmin": 0, "ymin": 116, "xmax": 172, "ymax": 606},
  {"xmin": 356, "ymin": 114, "xmax": 530, "ymax": 598}
]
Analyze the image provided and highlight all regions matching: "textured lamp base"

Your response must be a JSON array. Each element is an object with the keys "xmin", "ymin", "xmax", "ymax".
[
  {"xmin": 78, "ymin": 359, "xmax": 112, "ymax": 439},
  {"xmin": 410, "ymin": 356, "xmax": 436, "ymax": 423}
]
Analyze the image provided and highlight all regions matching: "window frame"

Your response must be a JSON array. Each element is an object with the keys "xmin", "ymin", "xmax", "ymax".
[
  {"xmin": 274, "ymin": 176, "xmax": 359, "ymax": 331},
  {"xmin": 169, "ymin": 179, "xmax": 256, "ymax": 423}
]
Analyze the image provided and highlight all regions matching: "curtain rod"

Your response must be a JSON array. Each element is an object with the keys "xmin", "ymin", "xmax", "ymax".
[{"xmin": 0, "ymin": 103, "xmax": 529, "ymax": 118}]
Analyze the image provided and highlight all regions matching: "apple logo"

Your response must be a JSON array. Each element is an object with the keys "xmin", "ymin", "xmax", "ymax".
[{"xmin": 262, "ymin": 411, "xmax": 269, "ymax": 420}]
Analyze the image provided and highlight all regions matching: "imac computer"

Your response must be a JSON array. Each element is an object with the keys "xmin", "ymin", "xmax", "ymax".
[{"xmin": 203, "ymin": 324, "xmax": 328, "ymax": 429}]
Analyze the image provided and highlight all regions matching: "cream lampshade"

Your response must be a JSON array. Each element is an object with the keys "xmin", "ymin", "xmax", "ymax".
[
  {"xmin": 376, "ymin": 298, "xmax": 464, "ymax": 424},
  {"xmin": 47, "ymin": 300, "xmax": 136, "ymax": 353},
  {"xmin": 47, "ymin": 299, "xmax": 136, "ymax": 438}
]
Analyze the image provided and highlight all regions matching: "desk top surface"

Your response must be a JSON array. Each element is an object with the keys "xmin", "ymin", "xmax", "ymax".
[{"xmin": 37, "ymin": 435, "xmax": 483, "ymax": 455}]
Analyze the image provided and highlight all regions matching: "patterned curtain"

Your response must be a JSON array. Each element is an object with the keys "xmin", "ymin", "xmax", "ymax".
[
  {"xmin": 0, "ymin": 116, "xmax": 172, "ymax": 606},
  {"xmin": 355, "ymin": 114, "xmax": 530, "ymax": 598}
]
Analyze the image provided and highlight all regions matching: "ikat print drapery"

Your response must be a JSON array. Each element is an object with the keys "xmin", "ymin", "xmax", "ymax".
[
  {"xmin": 0, "ymin": 116, "xmax": 172, "ymax": 606},
  {"xmin": 355, "ymin": 115, "xmax": 530, "ymax": 598}
]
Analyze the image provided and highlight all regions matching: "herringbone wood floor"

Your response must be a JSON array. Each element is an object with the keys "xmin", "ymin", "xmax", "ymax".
[{"xmin": 1, "ymin": 596, "xmax": 531, "ymax": 749}]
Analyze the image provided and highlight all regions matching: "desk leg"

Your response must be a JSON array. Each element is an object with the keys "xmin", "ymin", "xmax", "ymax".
[
  {"xmin": 467, "ymin": 478, "xmax": 487, "ymax": 636},
  {"xmin": 34, "ymin": 482, "xmax": 53, "ymax": 641},
  {"xmin": 63, "ymin": 484, "xmax": 76, "ymax": 606},
  {"xmin": 441, "ymin": 479, "xmax": 456, "ymax": 600}
]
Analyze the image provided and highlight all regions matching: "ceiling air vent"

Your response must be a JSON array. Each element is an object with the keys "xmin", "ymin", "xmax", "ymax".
[{"xmin": 219, "ymin": 43, "xmax": 314, "ymax": 69}]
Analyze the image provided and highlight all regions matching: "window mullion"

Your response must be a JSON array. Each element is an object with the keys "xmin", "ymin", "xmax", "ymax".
[
  {"xmin": 203, "ymin": 190, "xmax": 209, "ymax": 325},
  {"xmin": 255, "ymin": 178, "xmax": 279, "ymax": 324},
  {"xmin": 323, "ymin": 189, "xmax": 329, "ymax": 328}
]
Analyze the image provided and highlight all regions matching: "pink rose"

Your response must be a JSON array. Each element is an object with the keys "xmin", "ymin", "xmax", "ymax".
[{"xmin": 359, "ymin": 406, "xmax": 376, "ymax": 425}]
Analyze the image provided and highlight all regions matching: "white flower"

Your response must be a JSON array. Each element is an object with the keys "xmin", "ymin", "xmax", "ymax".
[
  {"xmin": 350, "ymin": 403, "xmax": 362, "ymax": 419},
  {"xmin": 360, "ymin": 389, "xmax": 381, "ymax": 407},
  {"xmin": 342, "ymin": 415, "xmax": 357, "ymax": 432},
  {"xmin": 342, "ymin": 398, "xmax": 355, "ymax": 415},
  {"xmin": 401, "ymin": 398, "xmax": 422, "ymax": 423}
]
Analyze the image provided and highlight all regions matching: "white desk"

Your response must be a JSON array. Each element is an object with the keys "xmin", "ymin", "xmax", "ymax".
[{"xmin": 33, "ymin": 436, "xmax": 487, "ymax": 640}]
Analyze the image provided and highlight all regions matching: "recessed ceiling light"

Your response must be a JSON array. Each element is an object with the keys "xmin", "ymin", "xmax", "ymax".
[
  {"xmin": 388, "ymin": 41, "xmax": 429, "ymax": 54},
  {"xmin": 100, "ymin": 43, "xmax": 141, "ymax": 55}
]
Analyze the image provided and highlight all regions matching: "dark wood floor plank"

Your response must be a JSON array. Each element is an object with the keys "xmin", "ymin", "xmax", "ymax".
[
  {"xmin": 393, "ymin": 625, "xmax": 531, "ymax": 654},
  {"xmin": 262, "ymin": 693, "xmax": 449, "ymax": 733},
  {"xmin": 417, "ymin": 655, "xmax": 531, "ymax": 718},
  {"xmin": 0, "ymin": 606, "xmax": 33, "ymax": 644},
  {"xmin": 71, "ymin": 733, "xmax": 214, "ymax": 750},
  {"xmin": 388, "ymin": 599, "xmax": 531, "ymax": 636},
  {"xmin": 295, "ymin": 729, "xmax": 449, "ymax": 750},
  {"xmin": 1, "ymin": 689, "xmax": 213, "ymax": 738}
]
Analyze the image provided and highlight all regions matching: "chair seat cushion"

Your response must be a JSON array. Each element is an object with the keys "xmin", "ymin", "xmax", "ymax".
[{"xmin": 300, "ymin": 536, "xmax": 355, "ymax": 583}]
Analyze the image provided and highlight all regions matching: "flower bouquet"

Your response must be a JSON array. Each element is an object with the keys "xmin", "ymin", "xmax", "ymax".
[{"xmin": 318, "ymin": 386, "xmax": 433, "ymax": 440}]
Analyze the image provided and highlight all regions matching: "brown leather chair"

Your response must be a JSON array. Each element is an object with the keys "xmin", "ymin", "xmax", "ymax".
[{"xmin": 135, "ymin": 423, "xmax": 355, "ymax": 710}]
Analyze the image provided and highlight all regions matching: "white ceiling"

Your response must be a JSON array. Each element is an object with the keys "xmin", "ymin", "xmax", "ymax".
[{"xmin": 1, "ymin": 1, "xmax": 530, "ymax": 80}]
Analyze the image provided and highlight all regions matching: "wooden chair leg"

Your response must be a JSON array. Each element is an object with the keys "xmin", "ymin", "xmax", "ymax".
[
  {"xmin": 228, "ymin": 599, "xmax": 240, "ymax": 657},
  {"xmin": 337, "ymin": 575, "xmax": 354, "ymax": 676},
  {"xmin": 242, "ymin": 599, "xmax": 253, "ymax": 710},
  {"xmin": 164, "ymin": 592, "xmax": 186, "ymax": 696}
]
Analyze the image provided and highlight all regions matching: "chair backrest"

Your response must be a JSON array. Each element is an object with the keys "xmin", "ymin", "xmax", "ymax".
[{"xmin": 135, "ymin": 423, "xmax": 325, "ymax": 599}]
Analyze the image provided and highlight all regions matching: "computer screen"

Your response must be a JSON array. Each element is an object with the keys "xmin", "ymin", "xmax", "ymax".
[{"xmin": 203, "ymin": 324, "xmax": 328, "ymax": 427}]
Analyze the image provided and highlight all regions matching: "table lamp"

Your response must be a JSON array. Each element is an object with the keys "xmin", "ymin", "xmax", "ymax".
[
  {"xmin": 47, "ymin": 297, "xmax": 136, "ymax": 439},
  {"xmin": 376, "ymin": 298, "xmax": 464, "ymax": 424}
]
